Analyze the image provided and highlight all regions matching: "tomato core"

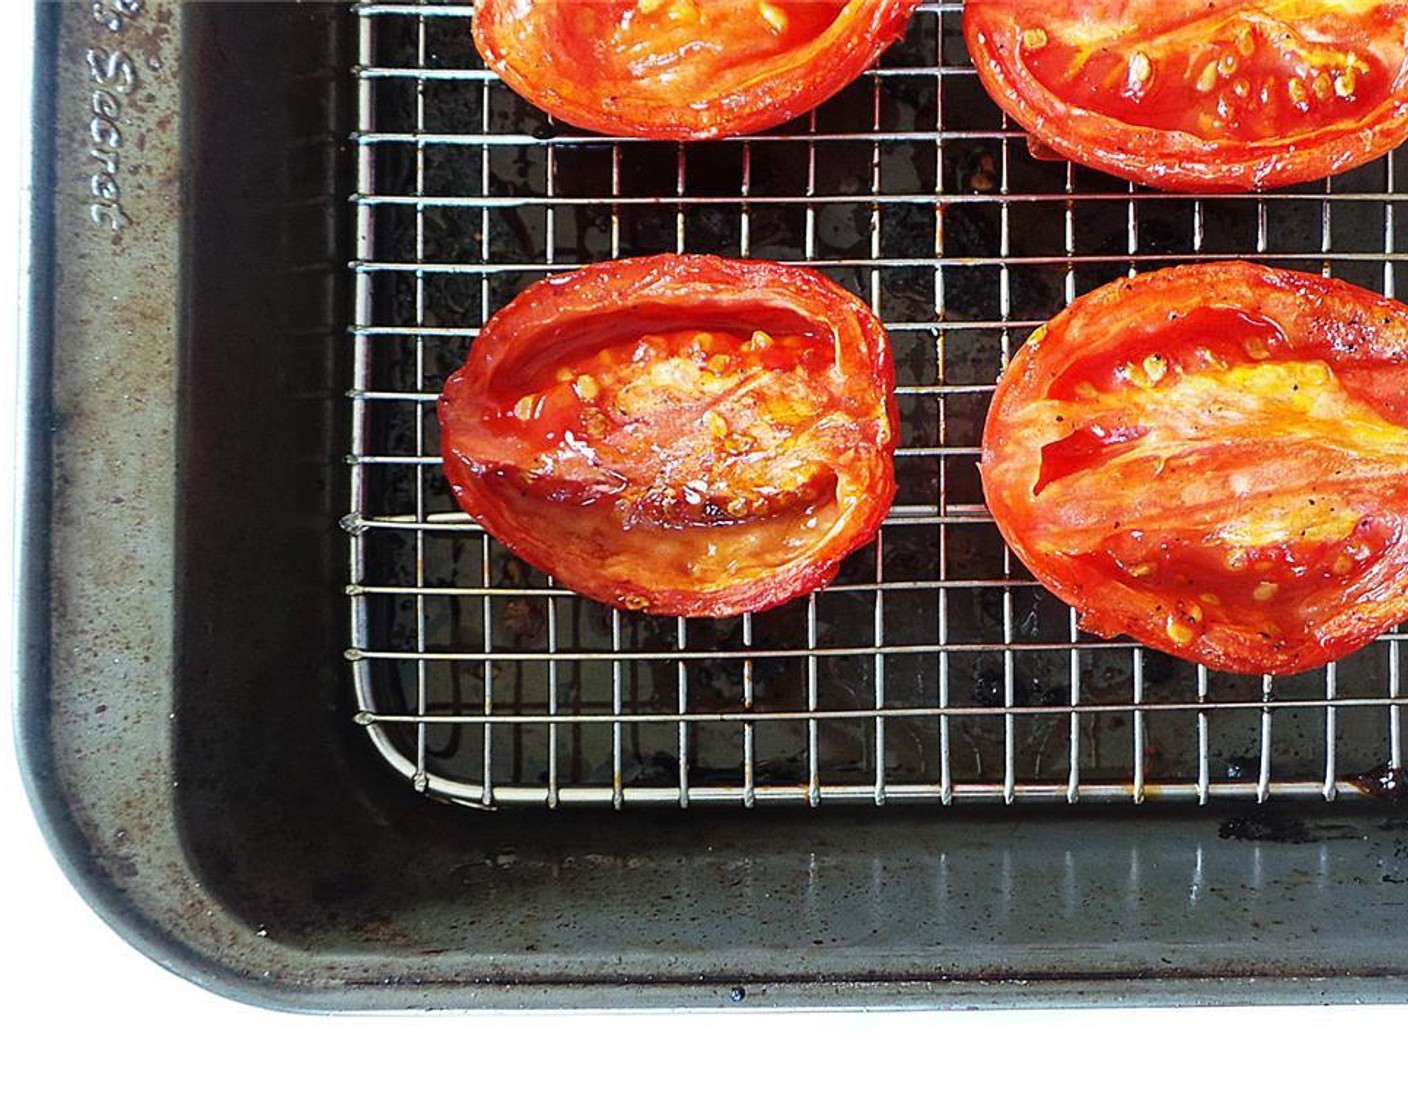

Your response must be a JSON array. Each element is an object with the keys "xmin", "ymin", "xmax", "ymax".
[{"xmin": 483, "ymin": 327, "xmax": 839, "ymax": 528}]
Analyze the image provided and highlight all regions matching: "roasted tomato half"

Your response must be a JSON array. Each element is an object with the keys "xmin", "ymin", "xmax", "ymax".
[
  {"xmin": 471, "ymin": 0, "xmax": 922, "ymax": 140},
  {"xmin": 981, "ymin": 262, "xmax": 1408, "ymax": 675},
  {"xmin": 437, "ymin": 254, "xmax": 898, "ymax": 617},
  {"xmin": 964, "ymin": 1, "xmax": 1408, "ymax": 191}
]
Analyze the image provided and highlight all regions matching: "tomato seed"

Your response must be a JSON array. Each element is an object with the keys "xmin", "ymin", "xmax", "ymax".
[
  {"xmin": 1128, "ymin": 51, "xmax": 1153, "ymax": 89},
  {"xmin": 1165, "ymin": 618, "xmax": 1197, "ymax": 647},
  {"xmin": 758, "ymin": 1, "xmax": 787, "ymax": 35}
]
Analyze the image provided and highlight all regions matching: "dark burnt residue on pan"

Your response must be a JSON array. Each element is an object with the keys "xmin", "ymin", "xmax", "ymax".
[
  {"xmin": 1218, "ymin": 769, "xmax": 1408, "ymax": 843},
  {"xmin": 1217, "ymin": 813, "xmax": 1365, "ymax": 844},
  {"xmin": 1218, "ymin": 814, "xmax": 1317, "ymax": 844}
]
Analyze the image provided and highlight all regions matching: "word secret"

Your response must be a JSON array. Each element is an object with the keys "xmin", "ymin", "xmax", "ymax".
[{"xmin": 86, "ymin": 45, "xmax": 137, "ymax": 233}]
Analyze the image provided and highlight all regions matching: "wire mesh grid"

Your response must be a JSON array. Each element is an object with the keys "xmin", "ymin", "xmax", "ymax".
[{"xmin": 346, "ymin": 0, "xmax": 1407, "ymax": 809}]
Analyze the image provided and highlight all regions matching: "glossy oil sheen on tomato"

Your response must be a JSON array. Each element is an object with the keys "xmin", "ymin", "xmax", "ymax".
[{"xmin": 566, "ymin": 1, "xmax": 846, "ymax": 87}]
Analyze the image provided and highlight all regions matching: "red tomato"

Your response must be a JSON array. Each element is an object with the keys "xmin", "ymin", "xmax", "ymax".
[
  {"xmin": 981, "ymin": 262, "xmax": 1408, "ymax": 675},
  {"xmin": 437, "ymin": 254, "xmax": 898, "ymax": 617},
  {"xmin": 471, "ymin": 0, "xmax": 922, "ymax": 140},
  {"xmin": 964, "ymin": 1, "xmax": 1408, "ymax": 191}
]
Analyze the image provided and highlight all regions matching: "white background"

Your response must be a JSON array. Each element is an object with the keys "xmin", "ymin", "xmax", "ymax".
[{"xmin": 4, "ymin": 4, "xmax": 1407, "ymax": 1117}]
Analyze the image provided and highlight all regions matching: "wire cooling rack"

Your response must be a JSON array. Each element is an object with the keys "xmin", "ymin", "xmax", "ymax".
[{"xmin": 345, "ymin": 1, "xmax": 1407, "ymax": 808}]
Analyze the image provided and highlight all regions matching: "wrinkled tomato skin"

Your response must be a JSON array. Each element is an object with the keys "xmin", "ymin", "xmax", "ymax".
[
  {"xmin": 438, "ymin": 254, "xmax": 898, "ymax": 618},
  {"xmin": 981, "ymin": 262, "xmax": 1408, "ymax": 675},
  {"xmin": 472, "ymin": 0, "xmax": 922, "ymax": 140},
  {"xmin": 964, "ymin": 1, "xmax": 1408, "ymax": 191}
]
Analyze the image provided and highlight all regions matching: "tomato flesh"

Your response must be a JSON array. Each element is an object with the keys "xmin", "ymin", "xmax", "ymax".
[
  {"xmin": 438, "ymin": 254, "xmax": 897, "ymax": 617},
  {"xmin": 981, "ymin": 262, "xmax": 1408, "ymax": 675},
  {"xmin": 1033, "ymin": 423, "xmax": 1149, "ymax": 497},
  {"xmin": 1096, "ymin": 517, "xmax": 1397, "ymax": 652},
  {"xmin": 472, "ymin": 0, "xmax": 922, "ymax": 140},
  {"xmin": 965, "ymin": 1, "xmax": 1408, "ymax": 190},
  {"xmin": 1022, "ymin": 6, "xmax": 1394, "ymax": 143}
]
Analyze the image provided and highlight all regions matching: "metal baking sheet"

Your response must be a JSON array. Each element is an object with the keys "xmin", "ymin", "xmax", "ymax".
[{"xmin": 345, "ymin": 1, "xmax": 1407, "ymax": 809}]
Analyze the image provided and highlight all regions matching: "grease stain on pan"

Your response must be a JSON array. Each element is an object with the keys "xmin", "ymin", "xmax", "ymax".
[
  {"xmin": 1217, "ymin": 814, "xmax": 1365, "ymax": 844},
  {"xmin": 1346, "ymin": 764, "xmax": 1408, "ymax": 802}
]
